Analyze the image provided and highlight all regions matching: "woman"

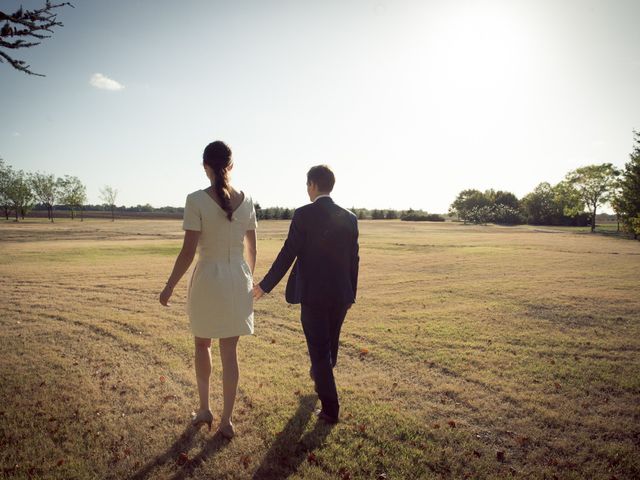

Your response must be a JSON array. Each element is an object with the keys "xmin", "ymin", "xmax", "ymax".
[{"xmin": 159, "ymin": 140, "xmax": 257, "ymax": 439}]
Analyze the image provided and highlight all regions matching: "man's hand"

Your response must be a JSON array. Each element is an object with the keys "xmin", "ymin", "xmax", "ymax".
[{"xmin": 252, "ymin": 283, "xmax": 265, "ymax": 300}]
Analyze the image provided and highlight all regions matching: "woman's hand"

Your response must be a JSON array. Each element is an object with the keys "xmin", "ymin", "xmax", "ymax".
[{"xmin": 159, "ymin": 284, "xmax": 174, "ymax": 306}]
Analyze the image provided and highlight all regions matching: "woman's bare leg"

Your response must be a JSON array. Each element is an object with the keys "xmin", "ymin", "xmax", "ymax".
[
  {"xmin": 194, "ymin": 336, "xmax": 212, "ymax": 412},
  {"xmin": 218, "ymin": 336, "xmax": 240, "ymax": 425}
]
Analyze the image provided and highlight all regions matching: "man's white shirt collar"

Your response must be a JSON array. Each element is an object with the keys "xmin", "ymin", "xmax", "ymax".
[{"xmin": 314, "ymin": 194, "xmax": 331, "ymax": 202}]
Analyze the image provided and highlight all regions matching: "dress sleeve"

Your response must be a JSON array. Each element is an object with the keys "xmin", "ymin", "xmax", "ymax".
[
  {"xmin": 182, "ymin": 194, "xmax": 202, "ymax": 231},
  {"xmin": 248, "ymin": 198, "xmax": 258, "ymax": 230}
]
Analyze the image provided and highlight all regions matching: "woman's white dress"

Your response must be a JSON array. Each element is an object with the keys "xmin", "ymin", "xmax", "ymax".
[{"xmin": 182, "ymin": 189, "xmax": 257, "ymax": 339}]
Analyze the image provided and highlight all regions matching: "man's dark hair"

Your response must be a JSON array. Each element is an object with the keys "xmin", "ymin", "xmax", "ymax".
[{"xmin": 307, "ymin": 165, "xmax": 335, "ymax": 192}]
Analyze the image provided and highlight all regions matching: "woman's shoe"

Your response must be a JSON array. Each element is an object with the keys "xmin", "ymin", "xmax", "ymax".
[
  {"xmin": 191, "ymin": 409, "xmax": 214, "ymax": 431},
  {"xmin": 217, "ymin": 421, "xmax": 235, "ymax": 440}
]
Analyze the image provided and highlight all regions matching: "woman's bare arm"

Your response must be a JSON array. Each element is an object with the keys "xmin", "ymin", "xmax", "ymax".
[
  {"xmin": 159, "ymin": 229, "xmax": 200, "ymax": 306},
  {"xmin": 244, "ymin": 229, "xmax": 257, "ymax": 275}
]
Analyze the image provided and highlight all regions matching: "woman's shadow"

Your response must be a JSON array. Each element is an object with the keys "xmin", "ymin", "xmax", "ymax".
[
  {"xmin": 252, "ymin": 393, "xmax": 335, "ymax": 479},
  {"xmin": 129, "ymin": 422, "xmax": 228, "ymax": 480},
  {"xmin": 129, "ymin": 394, "xmax": 333, "ymax": 480}
]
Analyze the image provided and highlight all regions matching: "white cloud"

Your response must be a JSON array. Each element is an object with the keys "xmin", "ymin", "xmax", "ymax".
[
  {"xmin": 12, "ymin": 132, "xmax": 20, "ymax": 137},
  {"xmin": 89, "ymin": 73, "xmax": 125, "ymax": 91}
]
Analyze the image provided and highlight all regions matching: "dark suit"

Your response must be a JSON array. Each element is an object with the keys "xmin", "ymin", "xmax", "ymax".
[{"xmin": 260, "ymin": 196, "xmax": 359, "ymax": 418}]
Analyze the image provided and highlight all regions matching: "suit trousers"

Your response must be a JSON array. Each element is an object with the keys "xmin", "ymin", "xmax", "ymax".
[{"xmin": 300, "ymin": 303, "xmax": 350, "ymax": 419}]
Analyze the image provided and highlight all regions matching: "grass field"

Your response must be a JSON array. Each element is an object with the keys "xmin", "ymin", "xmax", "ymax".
[{"xmin": 1, "ymin": 218, "xmax": 639, "ymax": 480}]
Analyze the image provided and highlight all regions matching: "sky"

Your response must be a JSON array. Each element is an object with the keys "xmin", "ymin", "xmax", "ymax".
[{"xmin": 1, "ymin": 0, "xmax": 639, "ymax": 212}]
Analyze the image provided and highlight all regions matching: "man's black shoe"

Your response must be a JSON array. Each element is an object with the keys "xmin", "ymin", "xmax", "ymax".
[{"xmin": 314, "ymin": 409, "xmax": 339, "ymax": 424}]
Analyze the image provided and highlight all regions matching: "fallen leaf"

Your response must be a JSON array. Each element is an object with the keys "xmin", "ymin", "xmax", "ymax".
[
  {"xmin": 176, "ymin": 452, "xmax": 188, "ymax": 466},
  {"xmin": 447, "ymin": 420, "xmax": 456, "ymax": 428},
  {"xmin": 472, "ymin": 450, "xmax": 482, "ymax": 457},
  {"xmin": 432, "ymin": 423, "xmax": 440, "ymax": 429},
  {"xmin": 307, "ymin": 452, "xmax": 318, "ymax": 465},
  {"xmin": 240, "ymin": 455, "xmax": 251, "ymax": 469},
  {"xmin": 338, "ymin": 467, "xmax": 351, "ymax": 480},
  {"xmin": 516, "ymin": 435, "xmax": 530, "ymax": 447},
  {"xmin": 271, "ymin": 339, "xmax": 276, "ymax": 344},
  {"xmin": 392, "ymin": 383, "xmax": 398, "ymax": 389},
  {"xmin": 496, "ymin": 450, "xmax": 505, "ymax": 462},
  {"xmin": 554, "ymin": 382, "xmax": 561, "ymax": 390},
  {"xmin": 56, "ymin": 458, "xmax": 64, "ymax": 466},
  {"xmin": 294, "ymin": 390, "xmax": 301, "ymax": 396},
  {"xmin": 160, "ymin": 376, "xmax": 166, "ymax": 383},
  {"xmin": 358, "ymin": 424, "xmax": 367, "ymax": 433},
  {"xmin": 359, "ymin": 347, "xmax": 369, "ymax": 356}
]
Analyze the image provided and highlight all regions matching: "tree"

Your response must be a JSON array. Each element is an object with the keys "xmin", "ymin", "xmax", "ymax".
[
  {"xmin": 99, "ymin": 185, "xmax": 118, "ymax": 221},
  {"xmin": 449, "ymin": 189, "xmax": 491, "ymax": 223},
  {"xmin": 612, "ymin": 131, "xmax": 640, "ymax": 239},
  {"xmin": 493, "ymin": 190, "xmax": 520, "ymax": 210},
  {"xmin": 522, "ymin": 181, "xmax": 587, "ymax": 226},
  {"xmin": 0, "ymin": 158, "xmax": 12, "ymax": 220},
  {"xmin": 371, "ymin": 209, "xmax": 385, "ymax": 220},
  {"xmin": 58, "ymin": 175, "xmax": 87, "ymax": 220},
  {"xmin": 467, "ymin": 205, "xmax": 494, "ymax": 225},
  {"xmin": 566, "ymin": 163, "xmax": 621, "ymax": 232},
  {"xmin": 385, "ymin": 210, "xmax": 398, "ymax": 219},
  {"xmin": 553, "ymin": 181, "xmax": 585, "ymax": 219},
  {"xmin": 492, "ymin": 204, "xmax": 523, "ymax": 225},
  {"xmin": 0, "ymin": 2, "xmax": 73, "ymax": 76},
  {"xmin": 6, "ymin": 169, "xmax": 33, "ymax": 221},
  {"xmin": 29, "ymin": 171, "xmax": 60, "ymax": 222}
]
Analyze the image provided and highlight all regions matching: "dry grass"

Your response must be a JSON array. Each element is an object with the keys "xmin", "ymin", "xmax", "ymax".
[{"xmin": 1, "ymin": 218, "xmax": 639, "ymax": 479}]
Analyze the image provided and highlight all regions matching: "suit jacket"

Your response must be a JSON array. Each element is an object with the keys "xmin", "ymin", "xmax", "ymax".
[{"xmin": 259, "ymin": 196, "xmax": 359, "ymax": 306}]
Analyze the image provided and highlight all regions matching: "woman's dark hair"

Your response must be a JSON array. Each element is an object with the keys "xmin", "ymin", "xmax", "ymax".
[
  {"xmin": 203, "ymin": 140, "xmax": 234, "ymax": 221},
  {"xmin": 307, "ymin": 165, "xmax": 335, "ymax": 192}
]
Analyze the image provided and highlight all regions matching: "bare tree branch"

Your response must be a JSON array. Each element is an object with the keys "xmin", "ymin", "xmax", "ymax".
[
  {"xmin": 0, "ymin": 2, "xmax": 74, "ymax": 76},
  {"xmin": 0, "ymin": 49, "xmax": 42, "ymax": 76}
]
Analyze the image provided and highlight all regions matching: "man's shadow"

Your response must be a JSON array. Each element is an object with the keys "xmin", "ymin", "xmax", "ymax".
[
  {"xmin": 252, "ymin": 394, "xmax": 336, "ymax": 479},
  {"xmin": 129, "ymin": 423, "xmax": 228, "ymax": 480}
]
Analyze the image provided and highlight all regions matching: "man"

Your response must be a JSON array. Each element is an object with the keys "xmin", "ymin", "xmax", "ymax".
[{"xmin": 253, "ymin": 165, "xmax": 359, "ymax": 423}]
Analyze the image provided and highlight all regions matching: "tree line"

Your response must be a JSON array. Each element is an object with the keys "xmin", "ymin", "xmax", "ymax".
[
  {"xmin": 255, "ymin": 206, "xmax": 445, "ymax": 222},
  {"xmin": 2, "ymin": 130, "xmax": 638, "ymax": 237},
  {"xmin": 0, "ymin": 159, "xmax": 121, "ymax": 222},
  {"xmin": 0, "ymin": 161, "xmax": 444, "ymax": 223},
  {"xmin": 448, "ymin": 132, "xmax": 640, "ymax": 238}
]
